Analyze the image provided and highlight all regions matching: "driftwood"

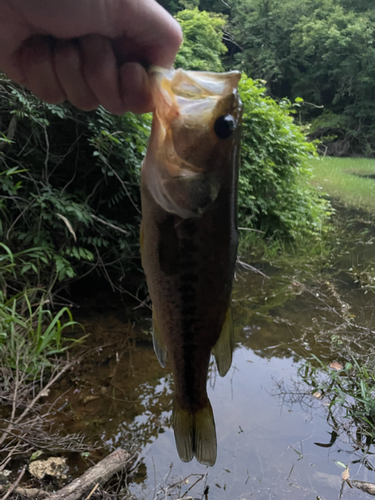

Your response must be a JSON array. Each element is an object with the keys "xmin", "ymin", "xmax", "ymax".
[
  {"xmin": 0, "ymin": 449, "xmax": 137, "ymax": 500},
  {"xmin": 351, "ymin": 480, "xmax": 375, "ymax": 496}
]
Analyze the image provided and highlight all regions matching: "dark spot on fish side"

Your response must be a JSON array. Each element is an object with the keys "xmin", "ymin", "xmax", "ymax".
[
  {"xmin": 158, "ymin": 216, "xmax": 179, "ymax": 275},
  {"xmin": 178, "ymin": 283, "xmax": 196, "ymax": 296}
]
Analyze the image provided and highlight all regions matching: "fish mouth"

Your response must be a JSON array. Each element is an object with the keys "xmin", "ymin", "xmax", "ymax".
[
  {"xmin": 150, "ymin": 66, "xmax": 242, "ymax": 134},
  {"xmin": 144, "ymin": 67, "xmax": 242, "ymax": 218}
]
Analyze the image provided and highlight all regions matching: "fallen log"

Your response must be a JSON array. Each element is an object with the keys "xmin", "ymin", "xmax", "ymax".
[
  {"xmin": 50, "ymin": 449, "xmax": 136, "ymax": 500},
  {"xmin": 0, "ymin": 449, "xmax": 137, "ymax": 500}
]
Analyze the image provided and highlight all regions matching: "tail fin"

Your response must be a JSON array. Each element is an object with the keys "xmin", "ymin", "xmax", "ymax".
[{"xmin": 173, "ymin": 398, "xmax": 217, "ymax": 466}]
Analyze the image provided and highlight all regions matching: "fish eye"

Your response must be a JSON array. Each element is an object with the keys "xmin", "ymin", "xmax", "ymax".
[{"xmin": 214, "ymin": 114, "xmax": 235, "ymax": 139}]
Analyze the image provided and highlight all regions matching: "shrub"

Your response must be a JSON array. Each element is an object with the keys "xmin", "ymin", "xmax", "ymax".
[
  {"xmin": 238, "ymin": 76, "xmax": 331, "ymax": 241},
  {"xmin": 0, "ymin": 77, "xmax": 150, "ymax": 293}
]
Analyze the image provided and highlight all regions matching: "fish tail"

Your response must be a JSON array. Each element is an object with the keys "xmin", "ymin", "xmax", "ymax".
[{"xmin": 173, "ymin": 397, "xmax": 217, "ymax": 466}]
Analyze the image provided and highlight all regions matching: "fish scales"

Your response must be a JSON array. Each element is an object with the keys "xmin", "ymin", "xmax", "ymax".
[{"xmin": 141, "ymin": 66, "xmax": 243, "ymax": 466}]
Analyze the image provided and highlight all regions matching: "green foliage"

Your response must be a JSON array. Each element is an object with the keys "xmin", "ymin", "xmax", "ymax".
[
  {"xmin": 238, "ymin": 76, "xmax": 330, "ymax": 240},
  {"xmin": 229, "ymin": 0, "xmax": 375, "ymax": 157},
  {"xmin": 175, "ymin": 9, "xmax": 227, "ymax": 71},
  {"xmin": 158, "ymin": 0, "xmax": 229, "ymax": 15},
  {"xmin": 0, "ymin": 247, "xmax": 84, "ymax": 374},
  {"xmin": 231, "ymin": 0, "xmax": 306, "ymax": 84},
  {"xmin": 291, "ymin": 3, "xmax": 375, "ymax": 156},
  {"xmin": 0, "ymin": 77, "xmax": 150, "ymax": 293},
  {"xmin": 300, "ymin": 355, "xmax": 375, "ymax": 440}
]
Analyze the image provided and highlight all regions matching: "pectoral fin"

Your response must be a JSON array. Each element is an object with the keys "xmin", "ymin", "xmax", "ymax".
[
  {"xmin": 173, "ymin": 397, "xmax": 217, "ymax": 466},
  {"xmin": 152, "ymin": 312, "xmax": 167, "ymax": 368},
  {"xmin": 212, "ymin": 306, "xmax": 234, "ymax": 377}
]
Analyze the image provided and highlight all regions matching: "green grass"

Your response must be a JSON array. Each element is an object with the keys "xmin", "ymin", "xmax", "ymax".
[
  {"xmin": 309, "ymin": 157, "xmax": 375, "ymax": 213},
  {"xmin": 300, "ymin": 355, "xmax": 375, "ymax": 441}
]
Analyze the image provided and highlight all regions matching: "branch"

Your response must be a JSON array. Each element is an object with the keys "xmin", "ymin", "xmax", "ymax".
[
  {"xmin": 0, "ymin": 450, "xmax": 137, "ymax": 500},
  {"xmin": 49, "ymin": 449, "xmax": 137, "ymax": 500},
  {"xmin": 91, "ymin": 214, "xmax": 129, "ymax": 235}
]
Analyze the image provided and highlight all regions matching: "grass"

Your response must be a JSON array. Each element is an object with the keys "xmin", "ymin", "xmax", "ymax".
[
  {"xmin": 299, "ymin": 355, "xmax": 375, "ymax": 442},
  {"xmin": 309, "ymin": 157, "xmax": 375, "ymax": 214}
]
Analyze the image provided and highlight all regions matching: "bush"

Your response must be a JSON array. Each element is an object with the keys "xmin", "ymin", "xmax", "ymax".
[
  {"xmin": 0, "ymin": 76, "xmax": 150, "ymax": 293},
  {"xmin": 238, "ymin": 76, "xmax": 331, "ymax": 241}
]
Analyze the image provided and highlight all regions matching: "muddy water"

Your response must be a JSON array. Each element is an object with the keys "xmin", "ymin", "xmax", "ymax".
[{"xmin": 53, "ymin": 208, "xmax": 375, "ymax": 500}]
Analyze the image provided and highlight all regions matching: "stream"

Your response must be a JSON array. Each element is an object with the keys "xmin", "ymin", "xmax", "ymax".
[{"xmin": 50, "ymin": 205, "xmax": 375, "ymax": 500}]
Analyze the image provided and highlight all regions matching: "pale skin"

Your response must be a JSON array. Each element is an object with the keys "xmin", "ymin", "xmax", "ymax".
[{"xmin": 0, "ymin": 0, "xmax": 182, "ymax": 114}]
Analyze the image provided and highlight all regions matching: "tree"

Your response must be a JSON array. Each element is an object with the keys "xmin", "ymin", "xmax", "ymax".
[
  {"xmin": 175, "ymin": 8, "xmax": 227, "ymax": 71},
  {"xmin": 291, "ymin": 4, "xmax": 375, "ymax": 155},
  {"xmin": 229, "ymin": 0, "xmax": 375, "ymax": 156}
]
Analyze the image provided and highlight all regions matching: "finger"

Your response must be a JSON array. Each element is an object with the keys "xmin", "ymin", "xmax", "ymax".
[
  {"xmin": 80, "ymin": 34, "xmax": 125, "ymax": 115},
  {"xmin": 18, "ymin": 35, "xmax": 65, "ymax": 104},
  {"xmin": 54, "ymin": 40, "xmax": 99, "ymax": 111},
  {"xmin": 112, "ymin": 0, "xmax": 183, "ymax": 69},
  {"xmin": 119, "ymin": 62, "xmax": 153, "ymax": 114}
]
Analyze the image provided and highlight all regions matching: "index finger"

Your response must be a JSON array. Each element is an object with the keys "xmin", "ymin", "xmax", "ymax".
[{"xmin": 110, "ymin": 0, "xmax": 182, "ymax": 69}]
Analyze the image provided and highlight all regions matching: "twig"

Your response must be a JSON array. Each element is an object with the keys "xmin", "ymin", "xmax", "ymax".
[
  {"xmin": 236, "ymin": 259, "xmax": 269, "ymax": 279},
  {"xmin": 84, "ymin": 483, "xmax": 99, "ymax": 500},
  {"xmin": 0, "ymin": 360, "xmax": 76, "ymax": 447},
  {"xmin": 1, "ymin": 465, "xmax": 26, "ymax": 500},
  {"xmin": 0, "ymin": 116, "xmax": 16, "ymax": 151},
  {"xmin": 43, "ymin": 125, "xmax": 50, "ymax": 182},
  {"xmin": 100, "ymin": 155, "xmax": 141, "ymax": 214},
  {"xmin": 0, "ymin": 485, "xmax": 45, "ymax": 498},
  {"xmin": 91, "ymin": 214, "xmax": 129, "ymax": 235},
  {"xmin": 238, "ymin": 226, "xmax": 265, "ymax": 234}
]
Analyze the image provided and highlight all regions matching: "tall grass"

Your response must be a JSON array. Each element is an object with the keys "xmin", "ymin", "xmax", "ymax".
[
  {"xmin": 0, "ymin": 244, "xmax": 85, "ymax": 375},
  {"xmin": 309, "ymin": 157, "xmax": 375, "ymax": 213}
]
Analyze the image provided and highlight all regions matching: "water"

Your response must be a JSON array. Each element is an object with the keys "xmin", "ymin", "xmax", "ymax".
[{"xmin": 50, "ymin": 207, "xmax": 375, "ymax": 499}]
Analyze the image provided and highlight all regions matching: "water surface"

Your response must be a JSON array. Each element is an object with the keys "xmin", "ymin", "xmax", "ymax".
[{"xmin": 53, "ymin": 207, "xmax": 375, "ymax": 499}]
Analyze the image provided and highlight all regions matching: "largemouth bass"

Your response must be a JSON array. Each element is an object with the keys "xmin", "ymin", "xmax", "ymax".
[{"xmin": 140, "ymin": 67, "xmax": 243, "ymax": 466}]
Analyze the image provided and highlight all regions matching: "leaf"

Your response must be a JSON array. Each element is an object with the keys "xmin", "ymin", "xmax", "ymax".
[
  {"xmin": 342, "ymin": 467, "xmax": 350, "ymax": 481},
  {"xmin": 334, "ymin": 461, "xmax": 347, "ymax": 469},
  {"xmin": 329, "ymin": 361, "xmax": 342, "ymax": 371},
  {"xmin": 30, "ymin": 450, "xmax": 43, "ymax": 461},
  {"xmin": 56, "ymin": 213, "xmax": 77, "ymax": 242}
]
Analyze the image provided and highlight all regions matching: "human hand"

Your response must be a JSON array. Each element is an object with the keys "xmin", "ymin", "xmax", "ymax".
[{"xmin": 0, "ymin": 0, "xmax": 182, "ymax": 114}]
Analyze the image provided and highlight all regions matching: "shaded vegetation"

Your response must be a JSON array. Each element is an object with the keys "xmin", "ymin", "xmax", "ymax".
[
  {"xmin": 0, "ymin": 78, "xmax": 150, "ymax": 294},
  {"xmin": 1, "ymin": 7, "xmax": 329, "ymax": 296},
  {"xmin": 160, "ymin": 0, "xmax": 375, "ymax": 157}
]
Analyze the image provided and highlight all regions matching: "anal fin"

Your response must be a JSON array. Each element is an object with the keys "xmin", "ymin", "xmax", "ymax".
[
  {"xmin": 152, "ymin": 311, "xmax": 167, "ymax": 368},
  {"xmin": 173, "ymin": 397, "xmax": 217, "ymax": 466},
  {"xmin": 212, "ymin": 305, "xmax": 234, "ymax": 377}
]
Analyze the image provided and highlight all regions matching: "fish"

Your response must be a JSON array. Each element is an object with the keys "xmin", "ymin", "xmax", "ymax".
[{"xmin": 140, "ymin": 66, "xmax": 243, "ymax": 466}]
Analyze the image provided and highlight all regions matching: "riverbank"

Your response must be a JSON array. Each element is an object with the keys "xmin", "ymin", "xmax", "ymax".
[{"xmin": 309, "ymin": 156, "xmax": 375, "ymax": 214}]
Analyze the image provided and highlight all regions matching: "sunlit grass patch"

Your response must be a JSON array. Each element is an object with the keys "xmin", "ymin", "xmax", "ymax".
[{"xmin": 309, "ymin": 157, "xmax": 375, "ymax": 213}]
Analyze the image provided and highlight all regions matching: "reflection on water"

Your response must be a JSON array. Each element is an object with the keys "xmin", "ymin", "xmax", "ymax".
[{"xmin": 51, "ymin": 213, "xmax": 375, "ymax": 499}]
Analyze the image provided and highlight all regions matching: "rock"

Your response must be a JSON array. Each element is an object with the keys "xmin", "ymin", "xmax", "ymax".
[{"xmin": 29, "ymin": 457, "xmax": 68, "ymax": 480}]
